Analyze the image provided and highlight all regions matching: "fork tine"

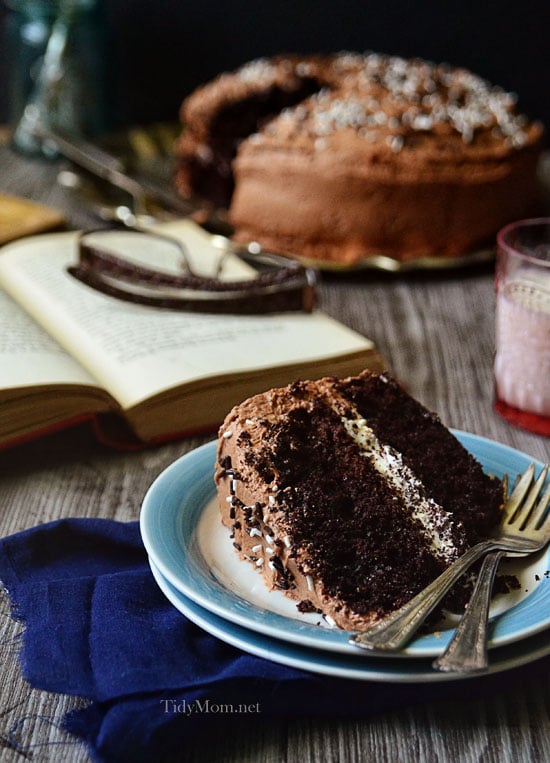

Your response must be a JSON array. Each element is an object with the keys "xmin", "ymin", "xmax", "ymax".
[
  {"xmin": 503, "ymin": 464, "xmax": 535, "ymax": 521},
  {"xmin": 526, "ymin": 479, "xmax": 550, "ymax": 532},
  {"xmin": 510, "ymin": 465, "xmax": 549, "ymax": 529},
  {"xmin": 502, "ymin": 473, "xmax": 509, "ymax": 502}
]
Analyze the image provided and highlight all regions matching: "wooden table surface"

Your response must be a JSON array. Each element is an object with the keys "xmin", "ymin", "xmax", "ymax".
[{"xmin": 0, "ymin": 137, "xmax": 549, "ymax": 762}]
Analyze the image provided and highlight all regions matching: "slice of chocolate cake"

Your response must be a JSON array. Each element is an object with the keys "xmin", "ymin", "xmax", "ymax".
[{"xmin": 215, "ymin": 371, "xmax": 503, "ymax": 631}]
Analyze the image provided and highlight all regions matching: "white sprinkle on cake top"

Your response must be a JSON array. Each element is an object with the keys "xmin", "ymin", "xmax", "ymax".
[{"xmin": 236, "ymin": 51, "xmax": 534, "ymax": 150}]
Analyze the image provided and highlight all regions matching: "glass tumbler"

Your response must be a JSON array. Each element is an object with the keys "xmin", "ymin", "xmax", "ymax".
[{"xmin": 494, "ymin": 218, "xmax": 550, "ymax": 436}]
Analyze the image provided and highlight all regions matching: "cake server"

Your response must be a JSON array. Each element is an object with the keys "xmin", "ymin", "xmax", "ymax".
[
  {"xmin": 27, "ymin": 123, "xmax": 233, "ymax": 236},
  {"xmin": 350, "ymin": 463, "xmax": 550, "ymax": 653}
]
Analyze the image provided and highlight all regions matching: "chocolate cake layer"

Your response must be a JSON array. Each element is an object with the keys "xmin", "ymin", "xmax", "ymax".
[
  {"xmin": 215, "ymin": 371, "xmax": 503, "ymax": 631},
  {"xmin": 176, "ymin": 56, "xmax": 335, "ymax": 208}
]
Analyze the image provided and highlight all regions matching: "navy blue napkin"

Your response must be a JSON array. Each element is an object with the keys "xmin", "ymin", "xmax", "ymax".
[{"xmin": 0, "ymin": 518, "xmax": 547, "ymax": 762}]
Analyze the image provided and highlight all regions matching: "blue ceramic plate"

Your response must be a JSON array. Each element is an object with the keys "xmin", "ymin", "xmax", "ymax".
[
  {"xmin": 149, "ymin": 558, "xmax": 550, "ymax": 682},
  {"xmin": 140, "ymin": 433, "xmax": 550, "ymax": 658}
]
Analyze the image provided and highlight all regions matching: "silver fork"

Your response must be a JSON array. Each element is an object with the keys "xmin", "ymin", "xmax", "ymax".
[
  {"xmin": 433, "ymin": 467, "xmax": 550, "ymax": 672},
  {"xmin": 350, "ymin": 463, "xmax": 550, "ymax": 653}
]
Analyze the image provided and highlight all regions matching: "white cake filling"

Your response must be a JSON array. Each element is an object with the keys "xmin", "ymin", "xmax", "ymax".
[{"xmin": 341, "ymin": 414, "xmax": 461, "ymax": 561}]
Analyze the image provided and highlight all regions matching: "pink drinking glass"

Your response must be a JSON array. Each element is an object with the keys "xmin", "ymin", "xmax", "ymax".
[{"xmin": 494, "ymin": 218, "xmax": 550, "ymax": 436}]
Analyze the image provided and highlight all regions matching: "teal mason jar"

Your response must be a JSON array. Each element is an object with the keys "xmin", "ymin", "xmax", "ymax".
[{"xmin": 4, "ymin": 0, "xmax": 108, "ymax": 153}]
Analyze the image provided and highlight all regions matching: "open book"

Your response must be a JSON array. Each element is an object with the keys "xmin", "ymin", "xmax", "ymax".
[{"xmin": 0, "ymin": 220, "xmax": 385, "ymax": 450}]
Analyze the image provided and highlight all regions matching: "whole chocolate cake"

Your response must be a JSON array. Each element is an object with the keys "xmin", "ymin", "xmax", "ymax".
[
  {"xmin": 215, "ymin": 371, "xmax": 503, "ymax": 631},
  {"xmin": 177, "ymin": 52, "xmax": 543, "ymax": 266}
]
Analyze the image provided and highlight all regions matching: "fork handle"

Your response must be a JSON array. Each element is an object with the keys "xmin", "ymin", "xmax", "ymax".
[
  {"xmin": 349, "ymin": 540, "xmax": 495, "ymax": 651},
  {"xmin": 432, "ymin": 551, "xmax": 504, "ymax": 673}
]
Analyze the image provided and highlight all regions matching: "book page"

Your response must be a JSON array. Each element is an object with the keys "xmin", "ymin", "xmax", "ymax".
[
  {"xmin": 0, "ymin": 288, "xmax": 100, "ymax": 390},
  {"xmin": 0, "ymin": 223, "xmax": 373, "ymax": 410}
]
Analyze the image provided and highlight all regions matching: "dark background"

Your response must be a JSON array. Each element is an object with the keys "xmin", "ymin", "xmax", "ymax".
[{"xmin": 0, "ymin": 0, "xmax": 549, "ymax": 134}]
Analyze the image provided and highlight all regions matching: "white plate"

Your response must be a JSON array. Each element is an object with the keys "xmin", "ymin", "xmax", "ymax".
[
  {"xmin": 140, "ymin": 433, "xmax": 550, "ymax": 658},
  {"xmin": 149, "ymin": 558, "xmax": 550, "ymax": 683}
]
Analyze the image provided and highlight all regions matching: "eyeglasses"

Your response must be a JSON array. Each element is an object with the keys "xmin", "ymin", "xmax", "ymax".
[{"xmin": 68, "ymin": 229, "xmax": 318, "ymax": 314}]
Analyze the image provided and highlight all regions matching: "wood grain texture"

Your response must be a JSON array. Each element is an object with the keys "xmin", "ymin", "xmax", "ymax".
[{"xmin": 0, "ymin": 138, "xmax": 549, "ymax": 762}]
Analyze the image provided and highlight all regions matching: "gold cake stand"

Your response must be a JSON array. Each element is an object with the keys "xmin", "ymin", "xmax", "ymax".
[{"xmin": 57, "ymin": 124, "xmax": 550, "ymax": 274}]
